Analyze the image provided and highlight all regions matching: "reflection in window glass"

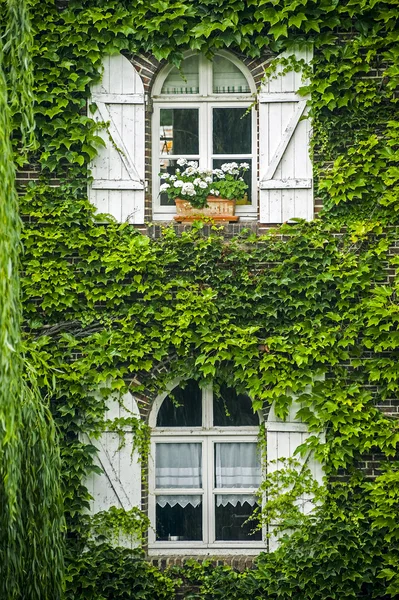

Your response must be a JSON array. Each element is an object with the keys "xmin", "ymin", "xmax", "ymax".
[
  {"xmin": 215, "ymin": 498, "xmax": 261, "ymax": 541},
  {"xmin": 157, "ymin": 380, "xmax": 202, "ymax": 427},
  {"xmin": 213, "ymin": 384, "xmax": 258, "ymax": 426},
  {"xmin": 160, "ymin": 108, "xmax": 199, "ymax": 156},
  {"xmin": 156, "ymin": 500, "xmax": 203, "ymax": 541},
  {"xmin": 161, "ymin": 55, "xmax": 200, "ymax": 95},
  {"xmin": 213, "ymin": 107, "xmax": 251, "ymax": 155},
  {"xmin": 213, "ymin": 56, "xmax": 250, "ymax": 94}
]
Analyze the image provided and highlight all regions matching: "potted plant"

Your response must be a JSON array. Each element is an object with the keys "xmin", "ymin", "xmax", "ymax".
[{"xmin": 159, "ymin": 159, "xmax": 249, "ymax": 222}]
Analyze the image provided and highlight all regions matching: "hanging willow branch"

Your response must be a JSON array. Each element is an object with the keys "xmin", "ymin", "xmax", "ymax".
[{"xmin": 0, "ymin": 1, "xmax": 64, "ymax": 598}]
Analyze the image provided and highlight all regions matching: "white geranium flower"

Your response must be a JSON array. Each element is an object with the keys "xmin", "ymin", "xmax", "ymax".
[
  {"xmin": 193, "ymin": 178, "xmax": 201, "ymax": 186},
  {"xmin": 205, "ymin": 176, "xmax": 212, "ymax": 183},
  {"xmin": 160, "ymin": 183, "xmax": 170, "ymax": 191},
  {"xmin": 199, "ymin": 181, "xmax": 207, "ymax": 189},
  {"xmin": 177, "ymin": 158, "xmax": 187, "ymax": 166},
  {"xmin": 221, "ymin": 163, "xmax": 230, "ymax": 172},
  {"xmin": 197, "ymin": 167, "xmax": 211, "ymax": 175},
  {"xmin": 182, "ymin": 182, "xmax": 196, "ymax": 196},
  {"xmin": 173, "ymin": 180, "xmax": 184, "ymax": 188},
  {"xmin": 188, "ymin": 161, "xmax": 198, "ymax": 168},
  {"xmin": 170, "ymin": 175, "xmax": 177, "ymax": 181},
  {"xmin": 183, "ymin": 166, "xmax": 197, "ymax": 176},
  {"xmin": 161, "ymin": 173, "xmax": 170, "ymax": 180},
  {"xmin": 240, "ymin": 162, "xmax": 250, "ymax": 169}
]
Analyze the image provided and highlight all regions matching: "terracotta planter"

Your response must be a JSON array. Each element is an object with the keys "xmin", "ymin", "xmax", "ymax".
[{"xmin": 174, "ymin": 196, "xmax": 239, "ymax": 222}]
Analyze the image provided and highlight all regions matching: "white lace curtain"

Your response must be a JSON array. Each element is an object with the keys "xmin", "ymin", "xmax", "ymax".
[
  {"xmin": 156, "ymin": 442, "xmax": 261, "ymax": 508},
  {"xmin": 215, "ymin": 442, "xmax": 261, "ymax": 507},
  {"xmin": 156, "ymin": 443, "xmax": 202, "ymax": 508}
]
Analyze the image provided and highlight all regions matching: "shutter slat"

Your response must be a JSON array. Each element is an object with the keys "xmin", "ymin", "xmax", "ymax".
[
  {"xmin": 259, "ymin": 49, "xmax": 313, "ymax": 224},
  {"xmin": 267, "ymin": 396, "xmax": 323, "ymax": 551},
  {"xmin": 89, "ymin": 54, "xmax": 145, "ymax": 224}
]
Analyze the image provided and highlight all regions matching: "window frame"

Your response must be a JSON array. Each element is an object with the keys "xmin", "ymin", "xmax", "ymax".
[
  {"xmin": 148, "ymin": 382, "xmax": 266, "ymax": 555},
  {"xmin": 152, "ymin": 51, "xmax": 258, "ymax": 222}
]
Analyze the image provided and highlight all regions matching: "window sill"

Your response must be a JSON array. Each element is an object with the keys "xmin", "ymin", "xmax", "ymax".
[{"xmin": 148, "ymin": 544, "xmax": 266, "ymax": 556}]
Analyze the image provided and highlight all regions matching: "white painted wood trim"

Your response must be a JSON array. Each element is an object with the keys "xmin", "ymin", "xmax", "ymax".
[
  {"xmin": 92, "ymin": 93, "xmax": 145, "ymax": 104},
  {"xmin": 259, "ymin": 92, "xmax": 307, "ymax": 103},
  {"xmin": 87, "ymin": 435, "xmax": 133, "ymax": 511},
  {"xmin": 92, "ymin": 180, "xmax": 144, "ymax": 190},
  {"xmin": 262, "ymin": 100, "xmax": 307, "ymax": 182},
  {"xmin": 260, "ymin": 178, "xmax": 312, "ymax": 190},
  {"xmin": 96, "ymin": 101, "xmax": 144, "ymax": 185},
  {"xmin": 266, "ymin": 422, "xmax": 309, "ymax": 433}
]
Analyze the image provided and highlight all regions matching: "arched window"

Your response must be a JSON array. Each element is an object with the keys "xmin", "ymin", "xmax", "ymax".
[
  {"xmin": 152, "ymin": 52, "xmax": 257, "ymax": 222},
  {"xmin": 148, "ymin": 380, "xmax": 264, "ymax": 553}
]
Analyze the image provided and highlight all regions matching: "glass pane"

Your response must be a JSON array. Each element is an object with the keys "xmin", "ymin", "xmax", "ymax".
[
  {"xmin": 161, "ymin": 56, "xmax": 200, "ymax": 95},
  {"xmin": 156, "ymin": 443, "xmax": 202, "ymax": 488},
  {"xmin": 156, "ymin": 500, "xmax": 202, "ymax": 541},
  {"xmin": 213, "ymin": 384, "xmax": 258, "ymax": 426},
  {"xmin": 213, "ymin": 108, "xmax": 251, "ymax": 155},
  {"xmin": 215, "ymin": 442, "xmax": 261, "ymax": 488},
  {"xmin": 215, "ymin": 497, "xmax": 261, "ymax": 541},
  {"xmin": 159, "ymin": 159, "xmax": 178, "ymax": 206},
  {"xmin": 157, "ymin": 380, "xmax": 202, "ymax": 426},
  {"xmin": 213, "ymin": 56, "xmax": 251, "ymax": 94},
  {"xmin": 160, "ymin": 108, "xmax": 199, "ymax": 156}
]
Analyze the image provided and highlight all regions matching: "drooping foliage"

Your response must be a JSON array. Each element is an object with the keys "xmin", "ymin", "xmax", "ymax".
[
  {"xmin": 0, "ymin": 1, "xmax": 64, "ymax": 598},
  {"xmin": 13, "ymin": 0, "xmax": 399, "ymax": 597}
]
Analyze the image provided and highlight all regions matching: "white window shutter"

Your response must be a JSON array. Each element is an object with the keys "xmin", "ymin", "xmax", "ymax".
[
  {"xmin": 86, "ymin": 392, "xmax": 142, "ymax": 516},
  {"xmin": 89, "ymin": 54, "xmax": 145, "ymax": 224},
  {"xmin": 259, "ymin": 48, "xmax": 313, "ymax": 223},
  {"xmin": 266, "ymin": 396, "xmax": 323, "ymax": 551}
]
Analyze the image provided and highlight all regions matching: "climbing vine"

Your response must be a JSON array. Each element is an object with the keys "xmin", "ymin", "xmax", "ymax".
[{"xmin": 10, "ymin": 0, "xmax": 399, "ymax": 597}]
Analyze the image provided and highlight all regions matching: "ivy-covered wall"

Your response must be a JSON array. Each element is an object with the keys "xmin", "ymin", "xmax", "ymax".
[{"xmin": 9, "ymin": 0, "xmax": 399, "ymax": 597}]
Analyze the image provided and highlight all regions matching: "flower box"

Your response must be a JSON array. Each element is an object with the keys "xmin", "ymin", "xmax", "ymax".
[{"xmin": 174, "ymin": 196, "xmax": 239, "ymax": 223}]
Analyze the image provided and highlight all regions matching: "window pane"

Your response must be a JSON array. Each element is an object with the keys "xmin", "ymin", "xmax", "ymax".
[
  {"xmin": 160, "ymin": 108, "xmax": 199, "ymax": 155},
  {"xmin": 157, "ymin": 380, "xmax": 202, "ymax": 426},
  {"xmin": 213, "ymin": 56, "xmax": 251, "ymax": 94},
  {"xmin": 156, "ymin": 500, "xmax": 202, "ymax": 541},
  {"xmin": 215, "ymin": 442, "xmax": 261, "ymax": 488},
  {"xmin": 159, "ymin": 159, "xmax": 178, "ymax": 206},
  {"xmin": 213, "ymin": 384, "xmax": 258, "ymax": 426},
  {"xmin": 213, "ymin": 108, "xmax": 251, "ymax": 155},
  {"xmin": 161, "ymin": 56, "xmax": 200, "ymax": 95},
  {"xmin": 156, "ymin": 443, "xmax": 202, "ymax": 488},
  {"xmin": 215, "ymin": 497, "xmax": 261, "ymax": 541}
]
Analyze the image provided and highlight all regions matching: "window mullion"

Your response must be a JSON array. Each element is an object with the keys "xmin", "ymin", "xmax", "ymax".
[
  {"xmin": 199, "ymin": 104, "xmax": 208, "ymax": 170},
  {"xmin": 207, "ymin": 436, "xmax": 215, "ymax": 545}
]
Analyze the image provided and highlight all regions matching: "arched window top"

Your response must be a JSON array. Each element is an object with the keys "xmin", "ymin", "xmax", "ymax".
[
  {"xmin": 156, "ymin": 379, "xmax": 202, "ymax": 427},
  {"xmin": 153, "ymin": 51, "xmax": 255, "ymax": 97},
  {"xmin": 153, "ymin": 380, "xmax": 260, "ymax": 429}
]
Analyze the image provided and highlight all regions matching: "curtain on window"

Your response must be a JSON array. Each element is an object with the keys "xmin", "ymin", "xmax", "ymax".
[
  {"xmin": 215, "ymin": 442, "xmax": 261, "ymax": 507},
  {"xmin": 156, "ymin": 442, "xmax": 202, "ymax": 508}
]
